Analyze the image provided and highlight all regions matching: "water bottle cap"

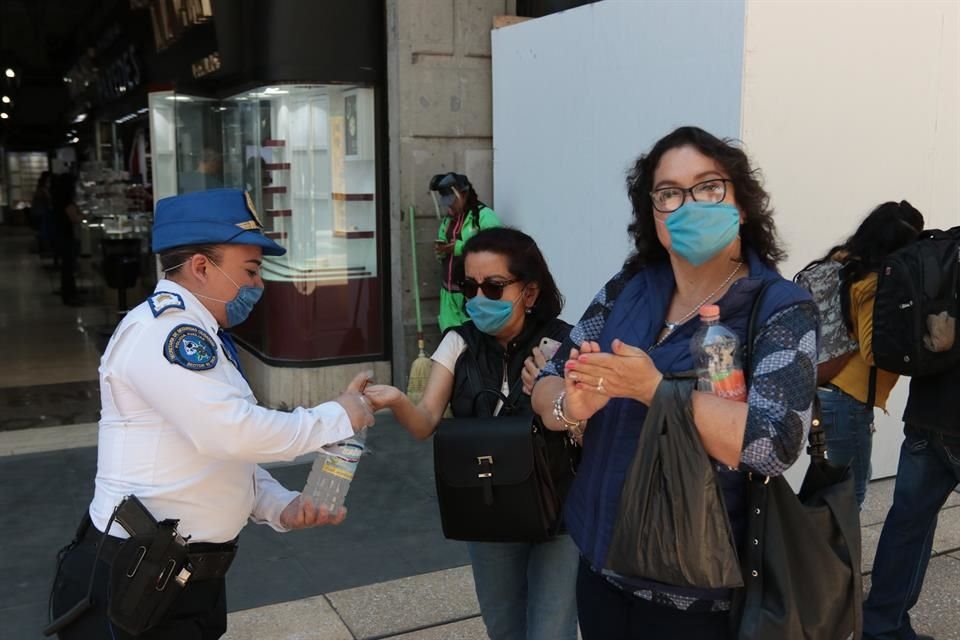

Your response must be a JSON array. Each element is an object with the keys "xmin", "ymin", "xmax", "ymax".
[{"xmin": 699, "ymin": 304, "xmax": 720, "ymax": 319}]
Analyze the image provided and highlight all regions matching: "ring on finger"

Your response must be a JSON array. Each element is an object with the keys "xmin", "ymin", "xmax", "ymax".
[{"xmin": 596, "ymin": 377, "xmax": 605, "ymax": 393}]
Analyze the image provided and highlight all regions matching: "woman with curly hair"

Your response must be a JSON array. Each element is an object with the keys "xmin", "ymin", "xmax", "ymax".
[{"xmin": 531, "ymin": 126, "xmax": 819, "ymax": 638}]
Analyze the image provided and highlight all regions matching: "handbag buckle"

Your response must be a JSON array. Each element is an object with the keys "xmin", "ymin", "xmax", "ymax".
[
  {"xmin": 477, "ymin": 456, "xmax": 493, "ymax": 479},
  {"xmin": 476, "ymin": 456, "xmax": 495, "ymax": 506}
]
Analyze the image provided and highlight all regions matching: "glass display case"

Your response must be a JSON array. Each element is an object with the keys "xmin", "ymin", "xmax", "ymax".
[
  {"xmin": 148, "ymin": 84, "xmax": 383, "ymax": 363},
  {"xmin": 76, "ymin": 161, "xmax": 157, "ymax": 307}
]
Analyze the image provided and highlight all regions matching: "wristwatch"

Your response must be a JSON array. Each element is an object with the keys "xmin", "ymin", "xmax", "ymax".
[{"xmin": 553, "ymin": 391, "xmax": 585, "ymax": 444}]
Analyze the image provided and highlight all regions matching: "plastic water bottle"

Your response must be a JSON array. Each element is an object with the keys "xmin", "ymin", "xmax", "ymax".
[
  {"xmin": 690, "ymin": 305, "xmax": 747, "ymax": 402},
  {"xmin": 303, "ymin": 430, "xmax": 367, "ymax": 512}
]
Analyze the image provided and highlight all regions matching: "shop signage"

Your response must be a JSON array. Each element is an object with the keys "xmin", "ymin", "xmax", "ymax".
[
  {"xmin": 150, "ymin": 0, "xmax": 214, "ymax": 51},
  {"xmin": 191, "ymin": 52, "xmax": 222, "ymax": 79}
]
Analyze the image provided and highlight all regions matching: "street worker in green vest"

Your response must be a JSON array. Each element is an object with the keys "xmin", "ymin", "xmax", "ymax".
[{"xmin": 429, "ymin": 172, "xmax": 502, "ymax": 331}]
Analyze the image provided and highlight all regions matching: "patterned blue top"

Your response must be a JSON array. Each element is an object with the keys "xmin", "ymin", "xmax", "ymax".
[
  {"xmin": 541, "ymin": 269, "xmax": 818, "ymax": 476},
  {"xmin": 540, "ymin": 258, "xmax": 818, "ymax": 611}
]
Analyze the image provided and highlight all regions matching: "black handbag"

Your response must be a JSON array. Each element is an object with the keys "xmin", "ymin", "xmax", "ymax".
[
  {"xmin": 433, "ymin": 388, "xmax": 580, "ymax": 543},
  {"xmin": 732, "ymin": 284, "xmax": 863, "ymax": 639}
]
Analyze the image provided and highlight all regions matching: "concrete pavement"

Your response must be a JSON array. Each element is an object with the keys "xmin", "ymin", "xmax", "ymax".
[{"xmin": 2, "ymin": 419, "xmax": 960, "ymax": 639}]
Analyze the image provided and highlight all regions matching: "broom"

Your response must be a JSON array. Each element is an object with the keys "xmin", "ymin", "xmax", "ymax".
[{"xmin": 406, "ymin": 205, "xmax": 432, "ymax": 404}]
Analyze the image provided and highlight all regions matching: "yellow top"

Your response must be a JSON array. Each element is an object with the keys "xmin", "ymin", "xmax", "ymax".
[{"xmin": 830, "ymin": 273, "xmax": 900, "ymax": 409}]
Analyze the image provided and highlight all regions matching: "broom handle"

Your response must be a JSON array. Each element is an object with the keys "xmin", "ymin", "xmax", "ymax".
[{"xmin": 408, "ymin": 205, "xmax": 424, "ymax": 336}]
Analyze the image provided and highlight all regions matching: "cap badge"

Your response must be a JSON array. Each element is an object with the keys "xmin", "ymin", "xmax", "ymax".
[{"xmin": 237, "ymin": 191, "xmax": 264, "ymax": 231}]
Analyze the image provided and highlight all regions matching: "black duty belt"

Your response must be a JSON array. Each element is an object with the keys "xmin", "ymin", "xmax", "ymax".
[{"xmin": 79, "ymin": 522, "xmax": 237, "ymax": 582}]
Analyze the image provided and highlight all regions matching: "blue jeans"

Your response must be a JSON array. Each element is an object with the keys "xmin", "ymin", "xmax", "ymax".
[
  {"xmin": 863, "ymin": 425, "xmax": 960, "ymax": 640},
  {"xmin": 818, "ymin": 385, "xmax": 874, "ymax": 506},
  {"xmin": 467, "ymin": 535, "xmax": 579, "ymax": 640}
]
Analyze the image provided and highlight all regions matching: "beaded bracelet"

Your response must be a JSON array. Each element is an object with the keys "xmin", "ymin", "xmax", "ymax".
[{"xmin": 553, "ymin": 391, "xmax": 585, "ymax": 444}]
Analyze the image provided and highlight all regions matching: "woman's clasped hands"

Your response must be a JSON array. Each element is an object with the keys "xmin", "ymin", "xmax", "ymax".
[{"xmin": 563, "ymin": 339, "xmax": 664, "ymax": 420}]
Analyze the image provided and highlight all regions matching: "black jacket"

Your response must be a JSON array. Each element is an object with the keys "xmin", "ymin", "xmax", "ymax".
[
  {"xmin": 449, "ymin": 317, "xmax": 571, "ymax": 418},
  {"xmin": 904, "ymin": 364, "xmax": 960, "ymax": 435}
]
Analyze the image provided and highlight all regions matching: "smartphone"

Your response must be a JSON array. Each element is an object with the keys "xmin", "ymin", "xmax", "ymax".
[{"xmin": 539, "ymin": 337, "xmax": 562, "ymax": 360}]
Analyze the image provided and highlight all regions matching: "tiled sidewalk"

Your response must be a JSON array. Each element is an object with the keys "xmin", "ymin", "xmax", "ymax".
[
  {"xmin": 219, "ymin": 477, "xmax": 960, "ymax": 640},
  {"xmin": 1, "ymin": 417, "xmax": 959, "ymax": 639}
]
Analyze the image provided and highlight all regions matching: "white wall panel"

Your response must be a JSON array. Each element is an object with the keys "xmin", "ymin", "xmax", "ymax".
[
  {"xmin": 741, "ymin": 0, "xmax": 959, "ymax": 480},
  {"xmin": 493, "ymin": 0, "xmax": 746, "ymax": 320}
]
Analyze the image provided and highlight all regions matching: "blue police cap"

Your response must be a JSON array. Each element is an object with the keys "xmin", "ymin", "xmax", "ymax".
[{"xmin": 152, "ymin": 188, "xmax": 286, "ymax": 256}]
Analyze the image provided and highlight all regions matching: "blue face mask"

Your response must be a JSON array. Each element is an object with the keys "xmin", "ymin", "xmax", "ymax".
[
  {"xmin": 208, "ymin": 262, "xmax": 263, "ymax": 327},
  {"xmin": 662, "ymin": 202, "xmax": 740, "ymax": 266},
  {"xmin": 224, "ymin": 285, "xmax": 263, "ymax": 327},
  {"xmin": 465, "ymin": 296, "xmax": 515, "ymax": 335},
  {"xmin": 165, "ymin": 258, "xmax": 264, "ymax": 327}
]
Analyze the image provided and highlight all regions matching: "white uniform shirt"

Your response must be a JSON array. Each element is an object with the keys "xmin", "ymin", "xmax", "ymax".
[{"xmin": 89, "ymin": 280, "xmax": 354, "ymax": 543}]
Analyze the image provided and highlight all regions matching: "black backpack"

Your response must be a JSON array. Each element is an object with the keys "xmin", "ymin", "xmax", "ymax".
[{"xmin": 869, "ymin": 227, "xmax": 960, "ymax": 377}]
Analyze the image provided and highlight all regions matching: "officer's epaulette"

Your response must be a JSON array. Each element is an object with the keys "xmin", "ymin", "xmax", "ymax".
[{"xmin": 147, "ymin": 291, "xmax": 186, "ymax": 318}]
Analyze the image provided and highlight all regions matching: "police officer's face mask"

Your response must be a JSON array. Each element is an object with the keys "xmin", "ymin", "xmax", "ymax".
[
  {"xmin": 209, "ymin": 262, "xmax": 263, "ymax": 327},
  {"xmin": 167, "ymin": 259, "xmax": 263, "ymax": 327}
]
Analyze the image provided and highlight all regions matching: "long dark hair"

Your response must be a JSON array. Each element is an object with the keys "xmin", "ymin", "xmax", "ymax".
[
  {"xmin": 806, "ymin": 200, "xmax": 924, "ymax": 273},
  {"xmin": 623, "ymin": 126, "xmax": 785, "ymax": 274},
  {"xmin": 832, "ymin": 201, "xmax": 924, "ymax": 332},
  {"xmin": 841, "ymin": 199, "xmax": 924, "ymax": 293},
  {"xmin": 462, "ymin": 227, "xmax": 564, "ymax": 323}
]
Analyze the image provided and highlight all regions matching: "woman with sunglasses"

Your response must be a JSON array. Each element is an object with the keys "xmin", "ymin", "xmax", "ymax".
[
  {"xmin": 530, "ymin": 127, "xmax": 819, "ymax": 639},
  {"xmin": 364, "ymin": 227, "xmax": 579, "ymax": 640},
  {"xmin": 429, "ymin": 172, "xmax": 502, "ymax": 332}
]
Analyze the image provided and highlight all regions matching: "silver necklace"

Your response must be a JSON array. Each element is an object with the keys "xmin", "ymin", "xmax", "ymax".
[{"xmin": 657, "ymin": 261, "xmax": 743, "ymax": 346}]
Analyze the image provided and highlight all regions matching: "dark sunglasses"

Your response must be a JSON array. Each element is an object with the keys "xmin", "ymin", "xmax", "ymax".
[{"xmin": 461, "ymin": 278, "xmax": 519, "ymax": 300}]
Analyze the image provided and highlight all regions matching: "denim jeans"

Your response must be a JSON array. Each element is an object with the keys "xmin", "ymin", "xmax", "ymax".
[
  {"xmin": 467, "ymin": 535, "xmax": 579, "ymax": 640},
  {"xmin": 818, "ymin": 385, "xmax": 875, "ymax": 506},
  {"xmin": 863, "ymin": 425, "xmax": 960, "ymax": 640}
]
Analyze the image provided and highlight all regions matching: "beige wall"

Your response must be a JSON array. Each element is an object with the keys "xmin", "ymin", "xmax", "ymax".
[
  {"xmin": 387, "ymin": 0, "xmax": 515, "ymax": 386},
  {"xmin": 741, "ymin": 0, "xmax": 959, "ymax": 478}
]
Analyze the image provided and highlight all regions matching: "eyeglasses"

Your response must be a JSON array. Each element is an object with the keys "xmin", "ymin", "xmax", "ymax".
[
  {"xmin": 461, "ymin": 278, "xmax": 519, "ymax": 300},
  {"xmin": 649, "ymin": 178, "xmax": 733, "ymax": 214}
]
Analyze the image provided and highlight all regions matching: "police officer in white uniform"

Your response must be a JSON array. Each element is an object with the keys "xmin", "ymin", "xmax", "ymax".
[{"xmin": 48, "ymin": 189, "xmax": 375, "ymax": 639}]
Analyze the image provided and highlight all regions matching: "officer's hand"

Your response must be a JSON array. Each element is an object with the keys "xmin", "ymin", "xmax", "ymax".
[
  {"xmin": 337, "ymin": 371, "xmax": 375, "ymax": 432},
  {"xmin": 279, "ymin": 495, "xmax": 346, "ymax": 530}
]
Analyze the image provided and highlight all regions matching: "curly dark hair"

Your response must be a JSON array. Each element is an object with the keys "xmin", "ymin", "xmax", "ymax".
[{"xmin": 623, "ymin": 126, "xmax": 786, "ymax": 274}]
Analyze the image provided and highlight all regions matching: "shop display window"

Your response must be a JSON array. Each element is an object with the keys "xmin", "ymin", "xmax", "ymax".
[{"xmin": 148, "ymin": 85, "xmax": 383, "ymax": 363}]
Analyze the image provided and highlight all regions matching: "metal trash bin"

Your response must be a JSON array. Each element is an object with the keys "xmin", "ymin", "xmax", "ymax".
[{"xmin": 101, "ymin": 238, "xmax": 142, "ymax": 313}]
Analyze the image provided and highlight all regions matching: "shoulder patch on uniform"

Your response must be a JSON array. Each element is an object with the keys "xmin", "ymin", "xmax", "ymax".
[
  {"xmin": 148, "ymin": 291, "xmax": 186, "ymax": 317},
  {"xmin": 163, "ymin": 324, "xmax": 218, "ymax": 371}
]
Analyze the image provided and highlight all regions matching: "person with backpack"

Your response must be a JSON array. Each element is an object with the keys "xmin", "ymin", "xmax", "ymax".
[
  {"xmin": 863, "ymin": 222, "xmax": 960, "ymax": 640},
  {"xmin": 864, "ymin": 359, "xmax": 960, "ymax": 640},
  {"xmin": 429, "ymin": 172, "xmax": 502, "ymax": 331},
  {"xmin": 796, "ymin": 201, "xmax": 924, "ymax": 506}
]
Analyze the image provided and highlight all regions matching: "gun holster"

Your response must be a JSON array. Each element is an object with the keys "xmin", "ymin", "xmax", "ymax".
[
  {"xmin": 43, "ymin": 495, "xmax": 191, "ymax": 637},
  {"xmin": 107, "ymin": 517, "xmax": 191, "ymax": 636}
]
